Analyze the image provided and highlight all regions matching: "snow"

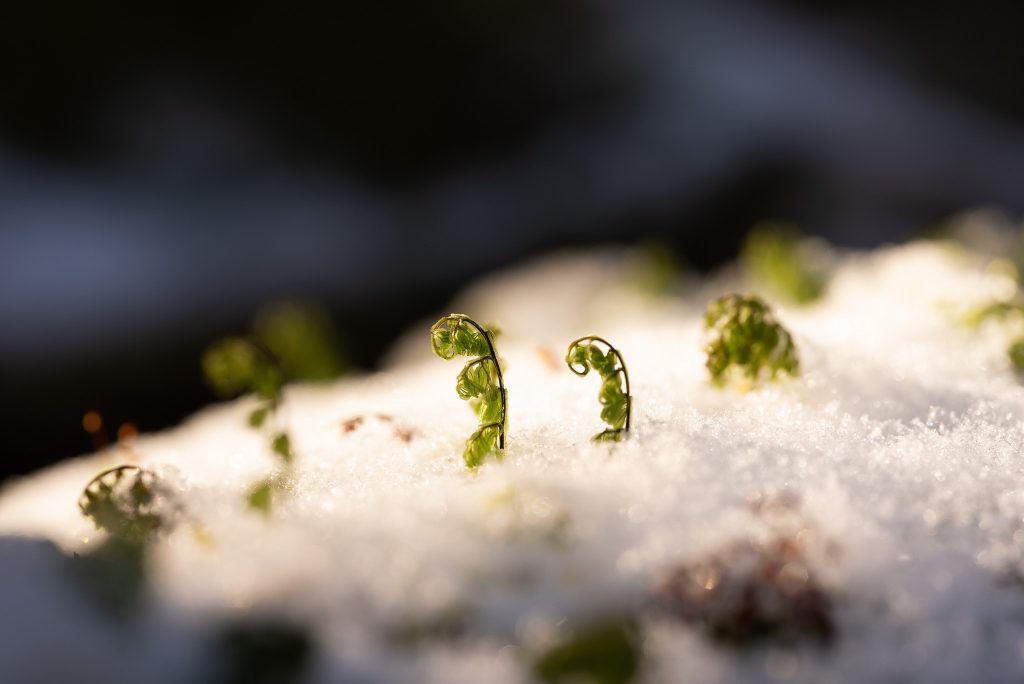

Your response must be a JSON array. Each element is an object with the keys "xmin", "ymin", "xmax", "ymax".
[{"xmin": 4, "ymin": 239, "xmax": 1024, "ymax": 682}]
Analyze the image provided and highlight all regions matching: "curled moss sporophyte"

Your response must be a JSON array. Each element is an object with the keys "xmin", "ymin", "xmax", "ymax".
[
  {"xmin": 566, "ymin": 336, "xmax": 631, "ymax": 442},
  {"xmin": 430, "ymin": 314, "xmax": 507, "ymax": 468},
  {"xmin": 77, "ymin": 465, "xmax": 179, "ymax": 610},
  {"xmin": 703, "ymin": 294, "xmax": 799, "ymax": 388},
  {"xmin": 80, "ymin": 465, "xmax": 173, "ymax": 545}
]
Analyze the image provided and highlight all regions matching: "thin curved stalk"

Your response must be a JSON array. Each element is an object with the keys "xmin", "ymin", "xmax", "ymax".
[
  {"xmin": 566, "ymin": 335, "xmax": 632, "ymax": 437},
  {"xmin": 81, "ymin": 465, "xmax": 147, "ymax": 495},
  {"xmin": 79, "ymin": 465, "xmax": 168, "ymax": 543},
  {"xmin": 443, "ymin": 314, "xmax": 507, "ymax": 449}
]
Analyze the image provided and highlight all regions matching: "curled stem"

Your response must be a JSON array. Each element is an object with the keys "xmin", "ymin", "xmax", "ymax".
[
  {"xmin": 566, "ymin": 335, "xmax": 632, "ymax": 440},
  {"xmin": 431, "ymin": 314, "xmax": 507, "ymax": 464},
  {"xmin": 79, "ymin": 465, "xmax": 168, "ymax": 543},
  {"xmin": 80, "ymin": 465, "xmax": 151, "ymax": 505}
]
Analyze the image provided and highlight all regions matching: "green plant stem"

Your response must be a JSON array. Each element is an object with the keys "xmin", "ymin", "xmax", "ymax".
[
  {"xmin": 449, "ymin": 314, "xmax": 507, "ymax": 449},
  {"xmin": 567, "ymin": 335, "xmax": 632, "ymax": 434}
]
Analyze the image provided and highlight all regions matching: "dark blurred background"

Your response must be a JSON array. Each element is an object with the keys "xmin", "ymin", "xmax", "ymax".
[{"xmin": 3, "ymin": 0, "xmax": 1024, "ymax": 481}]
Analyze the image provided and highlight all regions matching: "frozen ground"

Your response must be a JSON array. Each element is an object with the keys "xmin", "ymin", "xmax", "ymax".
[{"xmin": 3, "ymin": 238, "xmax": 1024, "ymax": 683}]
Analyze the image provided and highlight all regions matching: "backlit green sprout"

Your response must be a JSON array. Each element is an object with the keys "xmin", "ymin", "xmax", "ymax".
[
  {"xmin": 203, "ymin": 302, "xmax": 344, "ymax": 510},
  {"xmin": 203, "ymin": 337, "xmax": 292, "ymax": 512},
  {"xmin": 79, "ymin": 465, "xmax": 171, "ymax": 545},
  {"xmin": 566, "ymin": 336, "xmax": 631, "ymax": 442},
  {"xmin": 77, "ymin": 465, "xmax": 176, "ymax": 611},
  {"xmin": 703, "ymin": 294, "xmax": 799, "ymax": 388},
  {"xmin": 431, "ymin": 314, "xmax": 507, "ymax": 468},
  {"xmin": 741, "ymin": 223, "xmax": 826, "ymax": 305}
]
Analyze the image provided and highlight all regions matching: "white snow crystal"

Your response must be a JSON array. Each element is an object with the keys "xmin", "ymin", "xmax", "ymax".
[{"xmin": 3, "ymin": 238, "xmax": 1024, "ymax": 682}]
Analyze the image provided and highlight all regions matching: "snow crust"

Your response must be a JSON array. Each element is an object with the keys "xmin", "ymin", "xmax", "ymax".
[{"xmin": 4, "ymin": 240, "xmax": 1024, "ymax": 682}]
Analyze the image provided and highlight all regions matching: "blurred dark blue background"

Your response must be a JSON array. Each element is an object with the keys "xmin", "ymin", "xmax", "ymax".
[{"xmin": 3, "ymin": 0, "xmax": 1024, "ymax": 480}]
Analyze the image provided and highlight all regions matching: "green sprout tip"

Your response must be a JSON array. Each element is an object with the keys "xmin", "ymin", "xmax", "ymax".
[
  {"xmin": 430, "ymin": 314, "xmax": 507, "ymax": 468},
  {"xmin": 566, "ymin": 336, "xmax": 631, "ymax": 442}
]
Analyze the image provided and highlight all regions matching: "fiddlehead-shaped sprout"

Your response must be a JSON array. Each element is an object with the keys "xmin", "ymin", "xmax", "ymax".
[
  {"xmin": 77, "ymin": 465, "xmax": 191, "ymax": 612},
  {"xmin": 76, "ymin": 465, "xmax": 175, "ymax": 612},
  {"xmin": 703, "ymin": 294, "xmax": 799, "ymax": 388},
  {"xmin": 566, "ymin": 336, "xmax": 631, "ymax": 442},
  {"xmin": 203, "ymin": 335, "xmax": 293, "ymax": 512},
  {"xmin": 431, "ymin": 313, "xmax": 507, "ymax": 468},
  {"xmin": 79, "ymin": 465, "xmax": 175, "ymax": 544}
]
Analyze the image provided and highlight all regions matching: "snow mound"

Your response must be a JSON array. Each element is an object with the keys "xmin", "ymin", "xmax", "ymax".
[{"xmin": 3, "ymin": 239, "xmax": 1024, "ymax": 683}]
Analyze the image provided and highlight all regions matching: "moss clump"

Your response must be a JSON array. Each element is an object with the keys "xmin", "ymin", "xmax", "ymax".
[{"xmin": 703, "ymin": 294, "xmax": 799, "ymax": 388}]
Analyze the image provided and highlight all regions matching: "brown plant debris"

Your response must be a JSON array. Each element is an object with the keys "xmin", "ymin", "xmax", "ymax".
[
  {"xmin": 656, "ymin": 492, "xmax": 836, "ymax": 646},
  {"xmin": 340, "ymin": 414, "xmax": 416, "ymax": 442}
]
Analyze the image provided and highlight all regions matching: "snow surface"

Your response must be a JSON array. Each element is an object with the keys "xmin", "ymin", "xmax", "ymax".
[{"xmin": 4, "ymin": 239, "xmax": 1024, "ymax": 682}]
